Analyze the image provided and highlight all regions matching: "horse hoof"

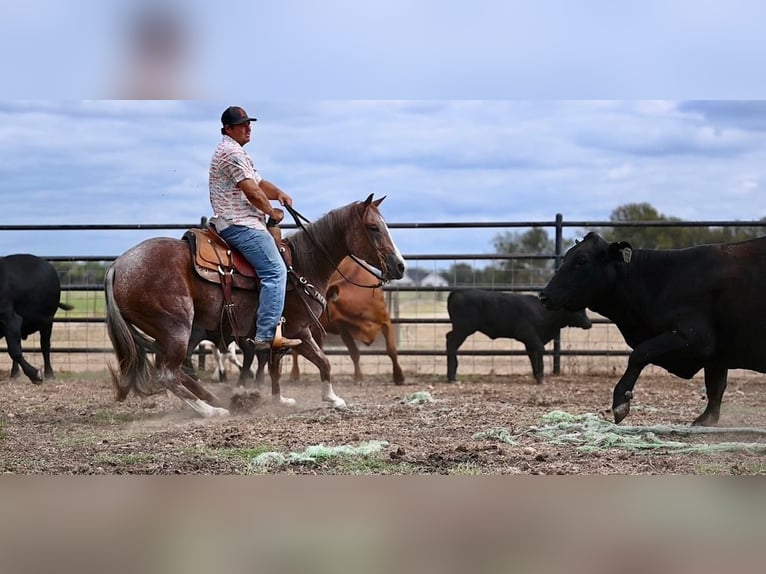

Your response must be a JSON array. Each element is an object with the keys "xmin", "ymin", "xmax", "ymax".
[
  {"xmin": 612, "ymin": 402, "xmax": 630, "ymax": 424},
  {"xmin": 211, "ymin": 407, "xmax": 230, "ymax": 417}
]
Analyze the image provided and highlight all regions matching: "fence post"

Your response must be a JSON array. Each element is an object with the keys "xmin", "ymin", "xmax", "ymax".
[{"xmin": 553, "ymin": 213, "xmax": 563, "ymax": 375}]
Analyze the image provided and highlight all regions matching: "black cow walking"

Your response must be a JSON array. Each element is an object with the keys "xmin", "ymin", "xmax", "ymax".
[
  {"xmin": 446, "ymin": 289, "xmax": 592, "ymax": 383},
  {"xmin": 0, "ymin": 254, "xmax": 73, "ymax": 382},
  {"xmin": 539, "ymin": 232, "xmax": 766, "ymax": 426}
]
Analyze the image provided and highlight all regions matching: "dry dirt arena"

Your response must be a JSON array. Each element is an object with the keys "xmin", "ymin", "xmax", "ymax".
[{"xmin": 2, "ymin": 360, "xmax": 766, "ymax": 476}]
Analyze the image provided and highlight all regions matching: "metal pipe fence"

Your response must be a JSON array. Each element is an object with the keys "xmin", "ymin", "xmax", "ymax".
[{"xmin": 2, "ymin": 216, "xmax": 765, "ymax": 377}]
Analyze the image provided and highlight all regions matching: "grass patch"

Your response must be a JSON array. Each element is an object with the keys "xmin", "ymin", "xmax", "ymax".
[
  {"xmin": 94, "ymin": 453, "xmax": 155, "ymax": 466},
  {"xmin": 58, "ymin": 291, "xmax": 105, "ymax": 318},
  {"xmin": 317, "ymin": 455, "xmax": 404, "ymax": 475},
  {"xmin": 447, "ymin": 462, "xmax": 486, "ymax": 476}
]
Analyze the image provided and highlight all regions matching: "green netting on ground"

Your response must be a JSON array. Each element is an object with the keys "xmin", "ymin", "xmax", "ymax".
[
  {"xmin": 475, "ymin": 410, "xmax": 766, "ymax": 453},
  {"xmin": 402, "ymin": 391, "xmax": 436, "ymax": 405},
  {"xmin": 250, "ymin": 440, "xmax": 390, "ymax": 470}
]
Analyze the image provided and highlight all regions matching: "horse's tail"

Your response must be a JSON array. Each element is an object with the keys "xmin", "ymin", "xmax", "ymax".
[{"xmin": 104, "ymin": 265, "xmax": 161, "ymax": 400}]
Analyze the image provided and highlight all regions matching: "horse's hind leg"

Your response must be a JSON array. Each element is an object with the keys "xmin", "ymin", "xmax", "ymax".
[
  {"xmin": 339, "ymin": 329, "xmax": 363, "ymax": 383},
  {"xmin": 158, "ymin": 335, "xmax": 229, "ymax": 418},
  {"xmin": 156, "ymin": 366, "xmax": 230, "ymax": 417},
  {"xmin": 381, "ymin": 320, "xmax": 405, "ymax": 385}
]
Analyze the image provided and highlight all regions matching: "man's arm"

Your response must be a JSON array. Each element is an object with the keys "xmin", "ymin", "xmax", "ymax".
[
  {"xmin": 236, "ymin": 178, "xmax": 284, "ymax": 221},
  {"xmin": 259, "ymin": 179, "xmax": 293, "ymax": 207}
]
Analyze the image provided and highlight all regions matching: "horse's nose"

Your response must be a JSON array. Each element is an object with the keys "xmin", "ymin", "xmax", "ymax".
[{"xmin": 387, "ymin": 256, "xmax": 406, "ymax": 280}]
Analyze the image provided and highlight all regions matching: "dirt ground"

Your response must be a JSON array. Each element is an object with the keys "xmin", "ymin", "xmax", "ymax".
[{"xmin": 1, "ymin": 367, "xmax": 765, "ymax": 475}]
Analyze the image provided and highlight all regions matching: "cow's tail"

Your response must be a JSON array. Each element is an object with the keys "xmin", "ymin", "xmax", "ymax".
[{"xmin": 104, "ymin": 265, "xmax": 161, "ymax": 400}]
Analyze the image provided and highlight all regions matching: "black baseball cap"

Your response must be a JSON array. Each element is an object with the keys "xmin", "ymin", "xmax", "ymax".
[{"xmin": 220, "ymin": 106, "xmax": 257, "ymax": 126}]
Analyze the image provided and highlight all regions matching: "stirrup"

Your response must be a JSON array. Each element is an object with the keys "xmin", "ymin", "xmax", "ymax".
[{"xmin": 273, "ymin": 318, "xmax": 301, "ymax": 348}]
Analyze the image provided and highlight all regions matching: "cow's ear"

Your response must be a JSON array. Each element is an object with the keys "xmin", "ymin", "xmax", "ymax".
[{"xmin": 607, "ymin": 241, "xmax": 633, "ymax": 263}]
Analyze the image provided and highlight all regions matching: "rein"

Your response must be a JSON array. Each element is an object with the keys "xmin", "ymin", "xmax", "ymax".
[{"xmin": 283, "ymin": 202, "xmax": 386, "ymax": 290}]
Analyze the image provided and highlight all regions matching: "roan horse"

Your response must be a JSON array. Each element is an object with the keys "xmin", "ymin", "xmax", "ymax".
[{"xmin": 104, "ymin": 195, "xmax": 405, "ymax": 417}]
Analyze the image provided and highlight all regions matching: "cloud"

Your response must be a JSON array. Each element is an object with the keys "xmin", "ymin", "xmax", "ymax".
[{"xmin": 1, "ymin": 100, "xmax": 766, "ymax": 258}]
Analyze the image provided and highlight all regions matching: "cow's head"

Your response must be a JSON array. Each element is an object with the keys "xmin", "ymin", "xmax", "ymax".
[{"xmin": 539, "ymin": 232, "xmax": 633, "ymax": 311}]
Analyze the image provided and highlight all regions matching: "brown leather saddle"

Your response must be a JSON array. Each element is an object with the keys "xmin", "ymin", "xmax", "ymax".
[{"xmin": 183, "ymin": 227, "xmax": 260, "ymax": 290}]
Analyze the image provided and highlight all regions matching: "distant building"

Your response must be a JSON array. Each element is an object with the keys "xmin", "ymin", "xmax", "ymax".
[
  {"xmin": 419, "ymin": 272, "xmax": 449, "ymax": 287},
  {"xmin": 392, "ymin": 272, "xmax": 416, "ymax": 286}
]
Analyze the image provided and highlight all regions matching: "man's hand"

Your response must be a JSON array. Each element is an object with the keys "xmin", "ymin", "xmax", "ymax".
[
  {"xmin": 276, "ymin": 190, "xmax": 293, "ymax": 207},
  {"xmin": 269, "ymin": 207, "xmax": 285, "ymax": 225}
]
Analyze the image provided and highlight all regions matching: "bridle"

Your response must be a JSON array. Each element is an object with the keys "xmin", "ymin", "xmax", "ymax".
[{"xmin": 283, "ymin": 202, "xmax": 388, "ymax": 289}]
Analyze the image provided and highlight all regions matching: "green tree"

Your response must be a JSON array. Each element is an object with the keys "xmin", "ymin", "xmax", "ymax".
[
  {"xmin": 492, "ymin": 228, "xmax": 556, "ymax": 288},
  {"xmin": 441, "ymin": 263, "xmax": 477, "ymax": 286},
  {"xmin": 594, "ymin": 203, "xmax": 766, "ymax": 249}
]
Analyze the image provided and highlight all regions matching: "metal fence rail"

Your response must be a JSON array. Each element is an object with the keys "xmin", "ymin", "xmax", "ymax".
[{"xmin": 2, "ymin": 215, "xmax": 765, "ymax": 375}]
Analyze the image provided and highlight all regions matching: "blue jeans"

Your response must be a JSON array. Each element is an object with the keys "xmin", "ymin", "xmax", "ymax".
[{"xmin": 218, "ymin": 225, "xmax": 287, "ymax": 342}]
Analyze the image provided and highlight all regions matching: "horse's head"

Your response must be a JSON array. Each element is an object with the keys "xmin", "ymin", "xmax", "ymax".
[{"xmin": 346, "ymin": 194, "xmax": 406, "ymax": 281}]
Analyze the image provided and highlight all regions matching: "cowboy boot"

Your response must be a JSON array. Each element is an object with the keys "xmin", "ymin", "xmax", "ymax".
[{"xmin": 272, "ymin": 317, "xmax": 302, "ymax": 349}]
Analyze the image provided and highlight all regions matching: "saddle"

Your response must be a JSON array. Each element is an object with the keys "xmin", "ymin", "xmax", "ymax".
[
  {"xmin": 182, "ymin": 225, "xmax": 294, "ymax": 289},
  {"xmin": 183, "ymin": 227, "xmax": 260, "ymax": 290}
]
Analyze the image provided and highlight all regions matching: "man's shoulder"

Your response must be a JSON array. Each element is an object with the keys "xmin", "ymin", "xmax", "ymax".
[{"xmin": 212, "ymin": 138, "xmax": 248, "ymax": 161}]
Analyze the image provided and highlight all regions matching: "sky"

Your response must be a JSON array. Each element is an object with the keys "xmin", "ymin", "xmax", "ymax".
[{"xmin": 2, "ymin": 1, "xmax": 766, "ymax": 261}]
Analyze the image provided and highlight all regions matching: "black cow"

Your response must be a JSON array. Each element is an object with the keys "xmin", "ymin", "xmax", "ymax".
[
  {"xmin": 446, "ymin": 289, "xmax": 592, "ymax": 384},
  {"xmin": 539, "ymin": 232, "xmax": 766, "ymax": 426},
  {"xmin": 0, "ymin": 254, "xmax": 73, "ymax": 382}
]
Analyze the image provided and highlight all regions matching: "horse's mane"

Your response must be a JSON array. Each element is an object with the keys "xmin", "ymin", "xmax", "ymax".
[{"xmin": 285, "ymin": 203, "xmax": 354, "ymax": 253}]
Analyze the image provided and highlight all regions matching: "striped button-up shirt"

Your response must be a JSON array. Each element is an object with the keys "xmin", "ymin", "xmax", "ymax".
[{"xmin": 209, "ymin": 135, "xmax": 266, "ymax": 230}]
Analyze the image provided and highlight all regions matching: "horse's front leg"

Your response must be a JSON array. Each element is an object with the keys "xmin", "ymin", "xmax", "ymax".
[
  {"xmin": 295, "ymin": 332, "xmax": 346, "ymax": 409},
  {"xmin": 267, "ymin": 348, "xmax": 296, "ymax": 407}
]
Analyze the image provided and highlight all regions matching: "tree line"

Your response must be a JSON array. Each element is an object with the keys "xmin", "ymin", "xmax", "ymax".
[
  {"xmin": 53, "ymin": 261, "xmax": 109, "ymax": 286},
  {"xmin": 433, "ymin": 202, "xmax": 766, "ymax": 289}
]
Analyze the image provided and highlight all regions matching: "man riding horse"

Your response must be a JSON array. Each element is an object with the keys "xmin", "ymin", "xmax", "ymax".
[{"xmin": 208, "ymin": 105, "xmax": 301, "ymax": 352}]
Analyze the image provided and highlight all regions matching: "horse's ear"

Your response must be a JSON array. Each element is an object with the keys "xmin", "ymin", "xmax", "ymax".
[
  {"xmin": 373, "ymin": 195, "xmax": 386, "ymax": 207},
  {"xmin": 363, "ymin": 194, "xmax": 374, "ymax": 206}
]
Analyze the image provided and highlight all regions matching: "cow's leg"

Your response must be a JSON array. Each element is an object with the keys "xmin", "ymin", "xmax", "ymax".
[
  {"xmin": 693, "ymin": 365, "xmax": 727, "ymax": 426},
  {"xmin": 524, "ymin": 339, "xmax": 545, "ymax": 383},
  {"xmin": 445, "ymin": 329, "xmax": 470, "ymax": 382},
  {"xmin": 10, "ymin": 359, "xmax": 21, "ymax": 379},
  {"xmin": 612, "ymin": 330, "xmax": 691, "ymax": 423},
  {"xmin": 339, "ymin": 329, "xmax": 364, "ymax": 383},
  {"xmin": 39, "ymin": 322, "xmax": 56, "ymax": 379},
  {"xmin": 381, "ymin": 320, "xmax": 405, "ymax": 385},
  {"xmin": 3, "ymin": 314, "xmax": 40, "ymax": 383}
]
